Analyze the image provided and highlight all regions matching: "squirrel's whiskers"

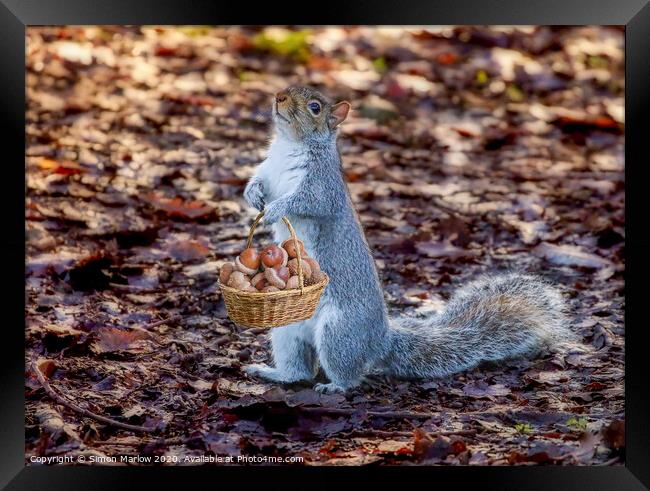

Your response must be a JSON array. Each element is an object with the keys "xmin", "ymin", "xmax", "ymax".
[{"xmin": 272, "ymin": 85, "xmax": 350, "ymax": 143}]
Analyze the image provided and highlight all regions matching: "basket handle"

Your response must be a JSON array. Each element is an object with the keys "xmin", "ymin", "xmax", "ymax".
[{"xmin": 246, "ymin": 211, "xmax": 305, "ymax": 294}]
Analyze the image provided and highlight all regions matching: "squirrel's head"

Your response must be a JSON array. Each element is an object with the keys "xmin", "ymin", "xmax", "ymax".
[{"xmin": 272, "ymin": 85, "xmax": 350, "ymax": 143}]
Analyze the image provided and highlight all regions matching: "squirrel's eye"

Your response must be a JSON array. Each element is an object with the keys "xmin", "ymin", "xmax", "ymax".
[{"xmin": 308, "ymin": 101, "xmax": 321, "ymax": 115}]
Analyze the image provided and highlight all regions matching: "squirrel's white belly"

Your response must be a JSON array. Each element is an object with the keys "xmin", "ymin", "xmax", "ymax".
[
  {"xmin": 258, "ymin": 137, "xmax": 306, "ymax": 202},
  {"xmin": 259, "ymin": 136, "xmax": 314, "ymax": 250}
]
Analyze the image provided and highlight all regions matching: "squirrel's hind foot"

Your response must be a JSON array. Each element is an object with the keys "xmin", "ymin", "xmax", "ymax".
[
  {"xmin": 313, "ymin": 382, "xmax": 348, "ymax": 394},
  {"xmin": 243, "ymin": 364, "xmax": 314, "ymax": 384}
]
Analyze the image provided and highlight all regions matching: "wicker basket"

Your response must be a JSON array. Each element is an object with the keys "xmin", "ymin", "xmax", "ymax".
[{"xmin": 219, "ymin": 212, "xmax": 329, "ymax": 328}]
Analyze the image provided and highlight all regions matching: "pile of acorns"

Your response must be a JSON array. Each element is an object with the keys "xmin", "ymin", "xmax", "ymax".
[{"xmin": 219, "ymin": 238, "xmax": 326, "ymax": 293}]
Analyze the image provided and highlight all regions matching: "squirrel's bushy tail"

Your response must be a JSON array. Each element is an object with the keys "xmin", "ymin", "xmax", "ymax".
[{"xmin": 380, "ymin": 273, "xmax": 574, "ymax": 379}]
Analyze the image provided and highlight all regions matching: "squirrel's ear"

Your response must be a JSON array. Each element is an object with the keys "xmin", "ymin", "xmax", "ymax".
[{"xmin": 329, "ymin": 101, "xmax": 351, "ymax": 128}]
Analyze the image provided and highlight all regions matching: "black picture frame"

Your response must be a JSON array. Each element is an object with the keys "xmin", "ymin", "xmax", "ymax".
[{"xmin": 4, "ymin": 0, "xmax": 649, "ymax": 488}]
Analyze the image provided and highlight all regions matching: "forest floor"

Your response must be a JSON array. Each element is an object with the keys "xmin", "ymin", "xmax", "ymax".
[{"xmin": 26, "ymin": 26, "xmax": 624, "ymax": 466}]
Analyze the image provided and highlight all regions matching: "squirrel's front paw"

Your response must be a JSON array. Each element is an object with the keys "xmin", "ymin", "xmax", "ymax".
[
  {"xmin": 244, "ymin": 179, "xmax": 265, "ymax": 211},
  {"xmin": 314, "ymin": 382, "xmax": 346, "ymax": 394},
  {"xmin": 262, "ymin": 200, "xmax": 287, "ymax": 224}
]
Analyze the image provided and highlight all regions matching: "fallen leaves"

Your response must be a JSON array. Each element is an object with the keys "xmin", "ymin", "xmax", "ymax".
[
  {"xmin": 166, "ymin": 238, "xmax": 211, "ymax": 262},
  {"xmin": 26, "ymin": 250, "xmax": 80, "ymax": 276},
  {"xmin": 37, "ymin": 359, "xmax": 57, "ymax": 379},
  {"xmin": 602, "ymin": 419, "xmax": 624, "ymax": 452},
  {"xmin": 25, "ymin": 25, "xmax": 624, "ymax": 466},
  {"xmin": 415, "ymin": 240, "xmax": 480, "ymax": 260},
  {"xmin": 67, "ymin": 252, "xmax": 114, "ymax": 291},
  {"xmin": 92, "ymin": 327, "xmax": 150, "ymax": 354},
  {"xmin": 37, "ymin": 158, "xmax": 87, "ymax": 176},
  {"xmin": 436, "ymin": 52, "xmax": 459, "ymax": 65},
  {"xmin": 508, "ymin": 442, "xmax": 566, "ymax": 464},
  {"xmin": 461, "ymin": 381, "xmax": 511, "ymax": 399},
  {"xmin": 143, "ymin": 193, "xmax": 215, "ymax": 220},
  {"xmin": 533, "ymin": 242, "xmax": 612, "ymax": 269},
  {"xmin": 413, "ymin": 429, "xmax": 468, "ymax": 463},
  {"xmin": 570, "ymin": 431, "xmax": 598, "ymax": 464},
  {"xmin": 553, "ymin": 115, "xmax": 623, "ymax": 134},
  {"xmin": 35, "ymin": 404, "xmax": 81, "ymax": 443}
]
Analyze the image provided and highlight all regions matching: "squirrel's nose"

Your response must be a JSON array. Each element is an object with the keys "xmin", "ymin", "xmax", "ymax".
[{"xmin": 275, "ymin": 91, "xmax": 288, "ymax": 104}]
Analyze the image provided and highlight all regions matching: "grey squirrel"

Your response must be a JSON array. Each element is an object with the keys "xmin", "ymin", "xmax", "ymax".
[{"xmin": 242, "ymin": 85, "xmax": 573, "ymax": 394}]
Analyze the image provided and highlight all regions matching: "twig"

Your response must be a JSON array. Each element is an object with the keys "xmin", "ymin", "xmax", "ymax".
[
  {"xmin": 30, "ymin": 358, "xmax": 156, "ymax": 435},
  {"xmin": 145, "ymin": 315, "xmax": 183, "ymax": 329},
  {"xmin": 128, "ymin": 315, "xmax": 183, "ymax": 339}
]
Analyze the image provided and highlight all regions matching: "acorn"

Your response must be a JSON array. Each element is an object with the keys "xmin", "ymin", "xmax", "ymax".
[
  {"xmin": 304, "ymin": 257, "xmax": 321, "ymax": 275},
  {"xmin": 285, "ymin": 275, "xmax": 301, "ymax": 290},
  {"xmin": 287, "ymin": 258, "xmax": 311, "ymax": 280},
  {"xmin": 281, "ymin": 238, "xmax": 306, "ymax": 259},
  {"xmin": 239, "ymin": 247, "xmax": 261, "ymax": 269},
  {"xmin": 227, "ymin": 271, "xmax": 251, "ymax": 290},
  {"xmin": 234, "ymin": 257, "xmax": 255, "ymax": 276},
  {"xmin": 219, "ymin": 262, "xmax": 235, "ymax": 284},
  {"xmin": 261, "ymin": 245, "xmax": 286, "ymax": 268},
  {"xmin": 306, "ymin": 270, "xmax": 326, "ymax": 286},
  {"xmin": 250, "ymin": 272, "xmax": 267, "ymax": 290},
  {"xmin": 264, "ymin": 265, "xmax": 290, "ymax": 289}
]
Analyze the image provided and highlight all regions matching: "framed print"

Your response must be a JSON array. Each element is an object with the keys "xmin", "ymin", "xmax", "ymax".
[{"xmin": 3, "ymin": 0, "xmax": 649, "ymax": 489}]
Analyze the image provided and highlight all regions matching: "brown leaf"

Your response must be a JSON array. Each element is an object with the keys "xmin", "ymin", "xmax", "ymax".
[
  {"xmin": 375, "ymin": 440, "xmax": 412, "ymax": 455},
  {"xmin": 462, "ymin": 381, "xmax": 511, "ymax": 399},
  {"xmin": 92, "ymin": 327, "xmax": 150, "ymax": 354},
  {"xmin": 307, "ymin": 55, "xmax": 336, "ymax": 71},
  {"xmin": 438, "ymin": 216, "xmax": 471, "ymax": 246},
  {"xmin": 287, "ymin": 389, "xmax": 322, "ymax": 407},
  {"xmin": 35, "ymin": 404, "xmax": 80, "ymax": 442},
  {"xmin": 584, "ymin": 381, "xmax": 607, "ymax": 391},
  {"xmin": 415, "ymin": 240, "xmax": 479, "ymax": 260},
  {"xmin": 37, "ymin": 158, "xmax": 87, "ymax": 176},
  {"xmin": 261, "ymin": 387, "xmax": 288, "ymax": 402},
  {"xmin": 413, "ymin": 430, "xmax": 465, "ymax": 462},
  {"xmin": 554, "ymin": 115, "xmax": 623, "ymax": 134},
  {"xmin": 167, "ymin": 239, "xmax": 211, "ymax": 261},
  {"xmin": 436, "ymin": 52, "xmax": 459, "ymax": 65},
  {"xmin": 602, "ymin": 420, "xmax": 624, "ymax": 451},
  {"xmin": 163, "ymin": 93, "xmax": 217, "ymax": 106},
  {"xmin": 529, "ymin": 370, "xmax": 571, "ymax": 386},
  {"xmin": 143, "ymin": 193, "xmax": 215, "ymax": 220},
  {"xmin": 571, "ymin": 431, "xmax": 598, "ymax": 464},
  {"xmin": 37, "ymin": 359, "xmax": 57, "ymax": 379},
  {"xmin": 533, "ymin": 242, "xmax": 611, "ymax": 269},
  {"xmin": 412, "ymin": 428, "xmax": 436, "ymax": 459},
  {"xmin": 508, "ymin": 450, "xmax": 553, "ymax": 464},
  {"xmin": 508, "ymin": 442, "xmax": 565, "ymax": 464}
]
